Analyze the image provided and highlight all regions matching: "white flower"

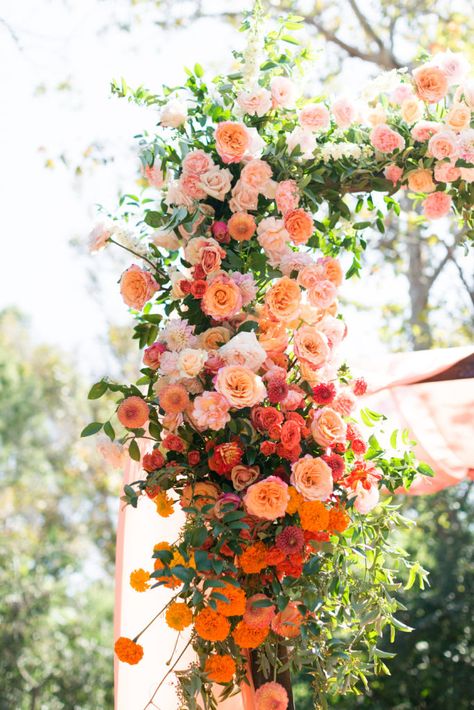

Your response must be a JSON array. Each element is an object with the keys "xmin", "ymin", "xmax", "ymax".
[
  {"xmin": 160, "ymin": 99, "xmax": 188, "ymax": 128},
  {"xmin": 287, "ymin": 127, "xmax": 316, "ymax": 159},
  {"xmin": 219, "ymin": 331, "xmax": 267, "ymax": 372}
]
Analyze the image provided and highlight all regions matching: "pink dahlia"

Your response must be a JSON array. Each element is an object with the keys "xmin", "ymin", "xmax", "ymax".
[
  {"xmin": 275, "ymin": 526, "xmax": 305, "ymax": 555},
  {"xmin": 255, "ymin": 681, "xmax": 289, "ymax": 710},
  {"xmin": 244, "ymin": 594, "xmax": 276, "ymax": 629}
]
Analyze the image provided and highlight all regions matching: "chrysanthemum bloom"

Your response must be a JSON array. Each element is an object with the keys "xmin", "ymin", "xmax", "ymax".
[
  {"xmin": 114, "ymin": 637, "xmax": 144, "ymax": 665},
  {"xmin": 129, "ymin": 568, "xmax": 151, "ymax": 592},
  {"xmin": 154, "ymin": 490, "xmax": 174, "ymax": 517},
  {"xmin": 232, "ymin": 620, "xmax": 270, "ymax": 649},
  {"xmin": 228, "ymin": 212, "xmax": 257, "ymax": 241},
  {"xmin": 328, "ymin": 507, "xmax": 350, "ymax": 533},
  {"xmin": 299, "ymin": 500, "xmax": 330, "ymax": 532},
  {"xmin": 158, "ymin": 383, "xmax": 190, "ymax": 414},
  {"xmin": 239, "ymin": 541, "xmax": 269, "ymax": 574},
  {"xmin": 255, "ymin": 681, "xmax": 289, "ymax": 710},
  {"xmin": 204, "ymin": 654, "xmax": 237, "ymax": 684},
  {"xmin": 271, "ymin": 602, "xmax": 303, "ymax": 639},
  {"xmin": 244, "ymin": 594, "xmax": 276, "ymax": 629},
  {"xmin": 117, "ymin": 396, "xmax": 149, "ymax": 428},
  {"xmin": 322, "ymin": 453, "xmax": 346, "ymax": 481},
  {"xmin": 165, "ymin": 601, "xmax": 193, "ymax": 631},
  {"xmin": 215, "ymin": 583, "xmax": 247, "ymax": 617},
  {"xmin": 194, "ymin": 608, "xmax": 230, "ymax": 642},
  {"xmin": 275, "ymin": 525, "xmax": 305, "ymax": 555}
]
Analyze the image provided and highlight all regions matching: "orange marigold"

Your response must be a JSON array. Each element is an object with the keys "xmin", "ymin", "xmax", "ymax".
[
  {"xmin": 153, "ymin": 546, "xmax": 187, "ymax": 590},
  {"xmin": 204, "ymin": 653, "xmax": 237, "ymax": 684},
  {"xmin": 194, "ymin": 608, "xmax": 230, "ymax": 642},
  {"xmin": 165, "ymin": 601, "xmax": 193, "ymax": 631},
  {"xmin": 154, "ymin": 490, "xmax": 174, "ymax": 517},
  {"xmin": 232, "ymin": 619, "xmax": 269, "ymax": 649},
  {"xmin": 215, "ymin": 583, "xmax": 247, "ymax": 617},
  {"xmin": 286, "ymin": 486, "xmax": 303, "ymax": 515},
  {"xmin": 328, "ymin": 507, "xmax": 350, "ymax": 533},
  {"xmin": 129, "ymin": 568, "xmax": 151, "ymax": 592},
  {"xmin": 239, "ymin": 541, "xmax": 268, "ymax": 574},
  {"xmin": 114, "ymin": 636, "xmax": 144, "ymax": 665},
  {"xmin": 299, "ymin": 500, "xmax": 330, "ymax": 532}
]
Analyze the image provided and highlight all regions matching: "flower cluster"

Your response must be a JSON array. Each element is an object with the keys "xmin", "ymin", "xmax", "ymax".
[{"xmin": 87, "ymin": 13, "xmax": 469, "ymax": 709}]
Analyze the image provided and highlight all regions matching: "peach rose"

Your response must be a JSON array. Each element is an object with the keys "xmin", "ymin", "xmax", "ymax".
[
  {"xmin": 229, "ymin": 180, "xmax": 259, "ymax": 213},
  {"xmin": 153, "ymin": 230, "xmax": 180, "ymax": 250},
  {"xmin": 400, "ymin": 97, "xmax": 424, "ymax": 124},
  {"xmin": 182, "ymin": 149, "xmax": 214, "ymax": 175},
  {"xmin": 265, "ymin": 277, "xmax": 301, "ymax": 322},
  {"xmin": 428, "ymin": 129, "xmax": 458, "ymax": 160},
  {"xmin": 160, "ymin": 99, "xmax": 187, "ymax": 127},
  {"xmin": 257, "ymin": 218, "xmax": 290, "ymax": 264},
  {"xmin": 294, "ymin": 326, "xmax": 330, "ymax": 368},
  {"xmin": 199, "ymin": 166, "xmax": 232, "ymax": 201},
  {"xmin": 332, "ymin": 97, "xmax": 356, "ymax": 129},
  {"xmin": 237, "ymin": 88, "xmax": 272, "ymax": 117},
  {"xmin": 215, "ymin": 122, "xmax": 250, "ymax": 164},
  {"xmin": 231, "ymin": 465, "xmax": 260, "ymax": 491},
  {"xmin": 366, "ymin": 103, "xmax": 386, "ymax": 127},
  {"xmin": 413, "ymin": 65, "xmax": 448, "ymax": 103},
  {"xmin": 215, "ymin": 365, "xmax": 266, "ymax": 409},
  {"xmin": 241, "ymin": 159, "xmax": 273, "ymax": 190},
  {"xmin": 299, "ymin": 103, "xmax": 330, "ymax": 132},
  {"xmin": 434, "ymin": 162, "xmax": 461, "ymax": 183},
  {"xmin": 308, "ymin": 280, "xmax": 338, "ymax": 310},
  {"xmin": 243, "ymin": 476, "xmax": 289, "ymax": 520},
  {"xmin": 177, "ymin": 348, "xmax": 207, "ymax": 378},
  {"xmin": 228, "ymin": 212, "xmax": 257, "ymax": 242},
  {"xmin": 201, "ymin": 276, "xmax": 243, "ymax": 321},
  {"xmin": 192, "ymin": 391, "xmax": 230, "ymax": 431},
  {"xmin": 407, "ymin": 168, "xmax": 436, "ymax": 193},
  {"xmin": 370, "ymin": 124, "xmax": 405, "ymax": 153},
  {"xmin": 284, "ymin": 209, "xmax": 314, "ymax": 245},
  {"xmin": 258, "ymin": 318, "xmax": 289, "ymax": 353},
  {"xmin": 446, "ymin": 104, "xmax": 471, "ymax": 133},
  {"xmin": 97, "ymin": 438, "xmax": 126, "ymax": 469},
  {"xmin": 311, "ymin": 407, "xmax": 347, "ymax": 448},
  {"xmin": 119, "ymin": 264, "xmax": 159, "ymax": 310},
  {"xmin": 286, "ymin": 127, "xmax": 316, "ymax": 159},
  {"xmin": 219, "ymin": 331, "xmax": 267, "ymax": 372},
  {"xmin": 270, "ymin": 76, "xmax": 296, "ymax": 109},
  {"xmin": 271, "ymin": 602, "xmax": 303, "ymax": 638},
  {"xmin": 422, "ymin": 191, "xmax": 452, "ymax": 219},
  {"xmin": 199, "ymin": 326, "xmax": 231, "ymax": 351},
  {"xmin": 320, "ymin": 257, "xmax": 343, "ymax": 287},
  {"xmin": 180, "ymin": 481, "xmax": 220, "ymax": 514},
  {"xmin": 291, "ymin": 455, "xmax": 333, "ymax": 501},
  {"xmin": 460, "ymin": 168, "xmax": 474, "ymax": 183}
]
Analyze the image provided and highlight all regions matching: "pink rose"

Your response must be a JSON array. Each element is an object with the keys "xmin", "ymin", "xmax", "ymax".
[
  {"xmin": 434, "ymin": 162, "xmax": 461, "ymax": 183},
  {"xmin": 192, "ymin": 391, "xmax": 231, "ymax": 431},
  {"xmin": 458, "ymin": 129, "xmax": 474, "ymax": 163},
  {"xmin": 286, "ymin": 127, "xmax": 316, "ymax": 159},
  {"xmin": 166, "ymin": 180, "xmax": 195, "ymax": 208},
  {"xmin": 270, "ymin": 76, "xmax": 296, "ymax": 109},
  {"xmin": 308, "ymin": 279, "xmax": 338, "ymax": 310},
  {"xmin": 428, "ymin": 129, "xmax": 459, "ymax": 160},
  {"xmin": 455, "ymin": 80, "xmax": 474, "ymax": 109},
  {"xmin": 275, "ymin": 180, "xmax": 300, "ymax": 215},
  {"xmin": 411, "ymin": 120, "xmax": 442, "ymax": 142},
  {"xmin": 237, "ymin": 88, "xmax": 272, "ymax": 117},
  {"xmin": 294, "ymin": 326, "xmax": 330, "ymax": 369},
  {"xmin": 143, "ymin": 342, "xmax": 165, "ymax": 369},
  {"xmin": 88, "ymin": 222, "xmax": 111, "ymax": 253},
  {"xmin": 370, "ymin": 124, "xmax": 405, "ymax": 153},
  {"xmin": 199, "ymin": 166, "xmax": 232, "ymax": 201},
  {"xmin": 332, "ymin": 97, "xmax": 356, "ymax": 129},
  {"xmin": 299, "ymin": 103, "xmax": 330, "ymax": 132},
  {"xmin": 422, "ymin": 192, "xmax": 452, "ymax": 219},
  {"xmin": 179, "ymin": 172, "xmax": 207, "ymax": 200},
  {"xmin": 413, "ymin": 64, "xmax": 449, "ymax": 103},
  {"xmin": 353, "ymin": 483, "xmax": 380, "ymax": 514},
  {"xmin": 182, "ymin": 149, "xmax": 214, "ymax": 175},
  {"xmin": 390, "ymin": 83, "xmax": 414, "ymax": 105},
  {"xmin": 384, "ymin": 164, "xmax": 403, "ymax": 186},
  {"xmin": 317, "ymin": 315, "xmax": 346, "ymax": 349},
  {"xmin": 144, "ymin": 164, "xmax": 164, "ymax": 188},
  {"xmin": 311, "ymin": 407, "xmax": 347, "ymax": 448},
  {"xmin": 119, "ymin": 264, "xmax": 159, "ymax": 310},
  {"xmin": 433, "ymin": 50, "xmax": 468, "ymax": 86}
]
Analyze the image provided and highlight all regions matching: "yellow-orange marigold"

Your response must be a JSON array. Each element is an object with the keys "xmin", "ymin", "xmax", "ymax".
[
  {"xmin": 286, "ymin": 486, "xmax": 303, "ymax": 515},
  {"xmin": 114, "ymin": 636, "xmax": 144, "ymax": 665},
  {"xmin": 232, "ymin": 620, "xmax": 269, "ymax": 649},
  {"xmin": 239, "ymin": 541, "xmax": 268, "ymax": 574},
  {"xmin": 154, "ymin": 490, "xmax": 174, "ymax": 517},
  {"xmin": 215, "ymin": 583, "xmax": 247, "ymax": 617},
  {"xmin": 204, "ymin": 654, "xmax": 237, "ymax": 684},
  {"xmin": 194, "ymin": 608, "xmax": 230, "ymax": 642},
  {"xmin": 299, "ymin": 500, "xmax": 330, "ymax": 532},
  {"xmin": 328, "ymin": 507, "xmax": 350, "ymax": 533},
  {"xmin": 165, "ymin": 601, "xmax": 193, "ymax": 631},
  {"xmin": 129, "ymin": 568, "xmax": 151, "ymax": 592}
]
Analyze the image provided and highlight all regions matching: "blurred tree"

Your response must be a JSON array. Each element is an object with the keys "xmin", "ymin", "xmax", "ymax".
[{"xmin": 0, "ymin": 308, "xmax": 116, "ymax": 709}]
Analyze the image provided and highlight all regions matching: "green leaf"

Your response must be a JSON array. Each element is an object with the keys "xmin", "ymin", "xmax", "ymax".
[
  {"xmin": 80, "ymin": 422, "xmax": 103, "ymax": 437},
  {"xmin": 417, "ymin": 462, "xmax": 435, "ymax": 477},
  {"xmin": 103, "ymin": 421, "xmax": 115, "ymax": 441},
  {"xmin": 128, "ymin": 439, "xmax": 141, "ymax": 461},
  {"xmin": 237, "ymin": 320, "xmax": 259, "ymax": 333},
  {"xmin": 88, "ymin": 380, "xmax": 108, "ymax": 400},
  {"xmin": 194, "ymin": 63, "xmax": 204, "ymax": 78}
]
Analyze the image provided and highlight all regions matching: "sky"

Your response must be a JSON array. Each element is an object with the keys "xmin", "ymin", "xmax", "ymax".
[{"xmin": 1, "ymin": 0, "xmax": 465, "ymax": 381}]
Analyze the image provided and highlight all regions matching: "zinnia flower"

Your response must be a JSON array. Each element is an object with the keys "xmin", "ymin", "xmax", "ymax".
[{"xmin": 275, "ymin": 525, "xmax": 305, "ymax": 555}]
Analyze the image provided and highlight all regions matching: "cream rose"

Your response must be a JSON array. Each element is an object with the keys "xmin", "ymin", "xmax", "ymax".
[
  {"xmin": 199, "ymin": 326, "xmax": 231, "ymax": 351},
  {"xmin": 294, "ymin": 326, "xmax": 330, "ymax": 368},
  {"xmin": 199, "ymin": 166, "xmax": 232, "ymax": 201},
  {"xmin": 177, "ymin": 348, "xmax": 207, "ymax": 378},
  {"xmin": 219, "ymin": 331, "xmax": 267, "ymax": 372},
  {"xmin": 215, "ymin": 365, "xmax": 266, "ymax": 409},
  {"xmin": 446, "ymin": 104, "xmax": 471, "ymax": 133},
  {"xmin": 311, "ymin": 407, "xmax": 347, "ymax": 448},
  {"xmin": 290, "ymin": 455, "xmax": 333, "ymax": 501}
]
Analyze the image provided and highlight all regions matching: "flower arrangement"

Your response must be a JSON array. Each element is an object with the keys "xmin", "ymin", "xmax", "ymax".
[{"xmin": 85, "ymin": 6, "xmax": 472, "ymax": 709}]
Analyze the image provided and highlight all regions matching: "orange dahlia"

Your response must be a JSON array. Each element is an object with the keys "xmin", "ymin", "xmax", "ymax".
[
  {"xmin": 239, "ymin": 541, "xmax": 268, "ymax": 574},
  {"xmin": 114, "ymin": 636, "xmax": 144, "ymax": 665},
  {"xmin": 299, "ymin": 500, "xmax": 329, "ymax": 532},
  {"xmin": 194, "ymin": 608, "xmax": 230, "ymax": 642},
  {"xmin": 158, "ymin": 383, "xmax": 190, "ymax": 414},
  {"xmin": 129, "ymin": 568, "xmax": 151, "ymax": 592},
  {"xmin": 165, "ymin": 601, "xmax": 193, "ymax": 631},
  {"xmin": 204, "ymin": 654, "xmax": 237, "ymax": 684},
  {"xmin": 232, "ymin": 619, "xmax": 269, "ymax": 649},
  {"xmin": 215, "ymin": 583, "xmax": 247, "ymax": 617},
  {"xmin": 117, "ymin": 396, "xmax": 149, "ymax": 429},
  {"xmin": 328, "ymin": 507, "xmax": 350, "ymax": 533}
]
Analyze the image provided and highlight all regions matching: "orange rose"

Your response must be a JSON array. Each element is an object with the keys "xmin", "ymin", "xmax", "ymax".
[
  {"xmin": 258, "ymin": 317, "xmax": 289, "ymax": 353},
  {"xmin": 284, "ymin": 209, "xmax": 314, "ymax": 245},
  {"xmin": 201, "ymin": 276, "xmax": 243, "ymax": 321},
  {"xmin": 180, "ymin": 481, "xmax": 220, "ymax": 514},
  {"xmin": 413, "ymin": 65, "xmax": 448, "ymax": 103},
  {"xmin": 290, "ymin": 455, "xmax": 333, "ymax": 501},
  {"xmin": 215, "ymin": 365, "xmax": 266, "ymax": 409},
  {"xmin": 311, "ymin": 407, "xmax": 346, "ymax": 448},
  {"xmin": 243, "ymin": 476, "xmax": 289, "ymax": 520},
  {"xmin": 228, "ymin": 212, "xmax": 257, "ymax": 241},
  {"xmin": 407, "ymin": 168, "xmax": 435, "ymax": 193},
  {"xmin": 294, "ymin": 325, "xmax": 330, "ymax": 368},
  {"xmin": 271, "ymin": 602, "xmax": 303, "ymax": 638},
  {"xmin": 322, "ymin": 257, "xmax": 343, "ymax": 287},
  {"xmin": 119, "ymin": 264, "xmax": 159, "ymax": 310},
  {"xmin": 215, "ymin": 121, "xmax": 250, "ymax": 163},
  {"xmin": 265, "ymin": 277, "xmax": 301, "ymax": 322}
]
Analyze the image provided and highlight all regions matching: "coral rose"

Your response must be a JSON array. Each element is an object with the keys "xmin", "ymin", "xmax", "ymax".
[
  {"xmin": 413, "ymin": 64, "xmax": 448, "ymax": 103},
  {"xmin": 119, "ymin": 264, "xmax": 159, "ymax": 310},
  {"xmin": 271, "ymin": 602, "xmax": 303, "ymax": 638},
  {"xmin": 201, "ymin": 276, "xmax": 243, "ymax": 321},
  {"xmin": 407, "ymin": 168, "xmax": 435, "ymax": 193},
  {"xmin": 228, "ymin": 212, "xmax": 257, "ymax": 241},
  {"xmin": 294, "ymin": 326, "xmax": 330, "ymax": 369},
  {"xmin": 265, "ymin": 277, "xmax": 301, "ymax": 322},
  {"xmin": 243, "ymin": 476, "xmax": 289, "ymax": 520},
  {"xmin": 215, "ymin": 121, "xmax": 250, "ymax": 164},
  {"xmin": 291, "ymin": 455, "xmax": 333, "ymax": 501},
  {"xmin": 215, "ymin": 365, "xmax": 266, "ymax": 409},
  {"xmin": 311, "ymin": 407, "xmax": 347, "ymax": 447},
  {"xmin": 423, "ymin": 191, "xmax": 452, "ymax": 219},
  {"xmin": 182, "ymin": 149, "xmax": 214, "ymax": 175},
  {"xmin": 370, "ymin": 124, "xmax": 405, "ymax": 153},
  {"xmin": 284, "ymin": 208, "xmax": 314, "ymax": 245},
  {"xmin": 117, "ymin": 396, "xmax": 149, "ymax": 428}
]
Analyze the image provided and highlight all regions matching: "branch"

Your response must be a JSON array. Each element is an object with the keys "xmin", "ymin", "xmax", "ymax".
[
  {"xmin": 347, "ymin": 0, "xmax": 384, "ymax": 51},
  {"xmin": 0, "ymin": 16, "xmax": 23, "ymax": 50},
  {"xmin": 450, "ymin": 258, "xmax": 474, "ymax": 308}
]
